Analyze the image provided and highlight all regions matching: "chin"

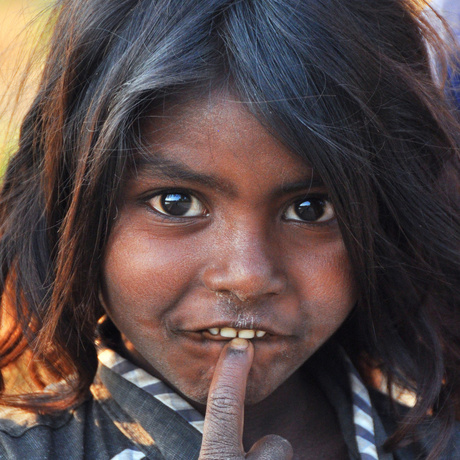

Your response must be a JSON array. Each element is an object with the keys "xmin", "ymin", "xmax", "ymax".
[
  {"xmin": 178, "ymin": 380, "xmax": 214, "ymax": 408},
  {"xmin": 244, "ymin": 380, "xmax": 279, "ymax": 406},
  {"xmin": 244, "ymin": 392, "xmax": 271, "ymax": 406},
  {"xmin": 180, "ymin": 376, "xmax": 275, "ymax": 409}
]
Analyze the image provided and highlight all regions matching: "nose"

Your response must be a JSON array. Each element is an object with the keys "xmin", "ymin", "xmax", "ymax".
[{"xmin": 201, "ymin": 226, "xmax": 287, "ymax": 302}]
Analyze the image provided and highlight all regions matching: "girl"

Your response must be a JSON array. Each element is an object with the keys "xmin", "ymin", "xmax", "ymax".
[{"xmin": 0, "ymin": 0, "xmax": 459, "ymax": 459}]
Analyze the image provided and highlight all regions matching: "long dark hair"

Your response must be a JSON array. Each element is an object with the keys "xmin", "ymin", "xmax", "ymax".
[{"xmin": 0, "ymin": 0, "xmax": 459, "ymax": 458}]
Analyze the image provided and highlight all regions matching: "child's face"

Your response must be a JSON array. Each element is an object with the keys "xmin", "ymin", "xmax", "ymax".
[{"xmin": 101, "ymin": 92, "xmax": 356, "ymax": 406}]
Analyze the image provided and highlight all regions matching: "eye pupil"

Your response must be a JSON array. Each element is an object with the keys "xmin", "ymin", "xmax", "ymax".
[
  {"xmin": 161, "ymin": 193, "xmax": 192, "ymax": 216},
  {"xmin": 295, "ymin": 199, "xmax": 325, "ymax": 221}
]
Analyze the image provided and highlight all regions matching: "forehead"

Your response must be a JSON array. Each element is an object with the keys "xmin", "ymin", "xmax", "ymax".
[
  {"xmin": 144, "ymin": 93, "xmax": 281, "ymax": 151},
  {"xmin": 137, "ymin": 93, "xmax": 317, "ymax": 190}
]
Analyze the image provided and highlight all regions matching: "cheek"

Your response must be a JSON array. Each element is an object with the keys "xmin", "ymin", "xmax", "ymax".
[
  {"xmin": 101, "ymin": 219, "xmax": 200, "ymax": 314},
  {"xmin": 302, "ymin": 237, "xmax": 354, "ymax": 294},
  {"xmin": 291, "ymin": 237, "xmax": 356, "ymax": 330},
  {"xmin": 99, "ymin": 212, "xmax": 357, "ymax": 406}
]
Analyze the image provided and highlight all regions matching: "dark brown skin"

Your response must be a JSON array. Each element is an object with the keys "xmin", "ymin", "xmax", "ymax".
[
  {"xmin": 101, "ymin": 91, "xmax": 356, "ymax": 457},
  {"xmin": 241, "ymin": 360, "xmax": 349, "ymax": 458},
  {"xmin": 199, "ymin": 338, "xmax": 294, "ymax": 460},
  {"xmin": 199, "ymin": 338, "xmax": 348, "ymax": 459}
]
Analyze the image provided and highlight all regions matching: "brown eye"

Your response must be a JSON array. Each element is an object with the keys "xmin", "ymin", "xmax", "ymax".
[
  {"xmin": 284, "ymin": 197, "xmax": 335, "ymax": 223},
  {"xmin": 149, "ymin": 192, "xmax": 207, "ymax": 217}
]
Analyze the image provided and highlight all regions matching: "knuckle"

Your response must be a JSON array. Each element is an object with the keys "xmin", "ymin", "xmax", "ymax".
[
  {"xmin": 199, "ymin": 445, "xmax": 242, "ymax": 460},
  {"xmin": 206, "ymin": 418, "xmax": 239, "ymax": 440},
  {"xmin": 208, "ymin": 391, "xmax": 242, "ymax": 415},
  {"xmin": 210, "ymin": 383, "xmax": 241, "ymax": 399},
  {"xmin": 200, "ymin": 436, "xmax": 242, "ymax": 460}
]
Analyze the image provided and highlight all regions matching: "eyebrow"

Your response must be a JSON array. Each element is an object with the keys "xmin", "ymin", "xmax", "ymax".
[
  {"xmin": 134, "ymin": 151, "xmax": 325, "ymax": 197},
  {"xmin": 278, "ymin": 177, "xmax": 325, "ymax": 194},
  {"xmin": 135, "ymin": 152, "xmax": 237, "ymax": 195}
]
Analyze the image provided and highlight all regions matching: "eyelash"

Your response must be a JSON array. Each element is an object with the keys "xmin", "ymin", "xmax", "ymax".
[
  {"xmin": 143, "ymin": 189, "xmax": 335, "ymax": 225},
  {"xmin": 145, "ymin": 189, "xmax": 209, "ymax": 219},
  {"xmin": 283, "ymin": 195, "xmax": 335, "ymax": 224}
]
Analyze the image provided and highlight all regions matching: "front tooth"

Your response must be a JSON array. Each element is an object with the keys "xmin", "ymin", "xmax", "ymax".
[
  {"xmin": 208, "ymin": 328, "xmax": 219, "ymax": 335},
  {"xmin": 238, "ymin": 329, "xmax": 255, "ymax": 339},
  {"xmin": 220, "ymin": 327, "xmax": 238, "ymax": 338},
  {"xmin": 256, "ymin": 330, "xmax": 266, "ymax": 338}
]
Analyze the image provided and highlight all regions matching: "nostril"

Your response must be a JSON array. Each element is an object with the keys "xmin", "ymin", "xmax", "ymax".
[
  {"xmin": 231, "ymin": 290, "xmax": 259, "ymax": 303},
  {"xmin": 202, "ymin": 250, "xmax": 287, "ymax": 301},
  {"xmin": 211, "ymin": 284, "xmax": 284, "ymax": 304}
]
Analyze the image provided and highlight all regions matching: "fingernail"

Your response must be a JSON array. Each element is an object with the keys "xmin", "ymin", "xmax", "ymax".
[{"xmin": 230, "ymin": 338, "xmax": 249, "ymax": 350}]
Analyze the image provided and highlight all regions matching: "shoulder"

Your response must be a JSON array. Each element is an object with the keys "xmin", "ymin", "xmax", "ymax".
[
  {"xmin": 369, "ymin": 388, "xmax": 460, "ymax": 460},
  {"xmin": 0, "ymin": 399, "xmax": 92, "ymax": 459},
  {"xmin": 0, "ymin": 395, "xmax": 138, "ymax": 460},
  {"xmin": 0, "ymin": 404, "xmax": 73, "ymax": 438}
]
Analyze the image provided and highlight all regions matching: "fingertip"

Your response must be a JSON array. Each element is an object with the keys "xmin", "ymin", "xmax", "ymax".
[{"xmin": 229, "ymin": 337, "xmax": 249, "ymax": 350}]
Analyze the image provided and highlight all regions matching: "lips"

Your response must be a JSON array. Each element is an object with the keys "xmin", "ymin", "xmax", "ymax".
[
  {"xmin": 175, "ymin": 317, "xmax": 294, "ymax": 343},
  {"xmin": 208, "ymin": 327, "xmax": 267, "ymax": 339}
]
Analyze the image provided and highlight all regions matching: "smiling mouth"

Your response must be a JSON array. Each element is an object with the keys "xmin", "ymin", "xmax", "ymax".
[
  {"xmin": 206, "ymin": 327, "xmax": 267, "ymax": 340},
  {"xmin": 182, "ymin": 322, "xmax": 286, "ymax": 342}
]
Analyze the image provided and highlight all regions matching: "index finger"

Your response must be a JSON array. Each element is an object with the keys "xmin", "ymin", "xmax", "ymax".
[{"xmin": 199, "ymin": 338, "xmax": 254, "ymax": 460}]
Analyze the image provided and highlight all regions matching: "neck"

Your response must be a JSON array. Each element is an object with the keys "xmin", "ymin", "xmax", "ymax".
[
  {"xmin": 242, "ymin": 368, "xmax": 313, "ymax": 448},
  {"xmin": 242, "ymin": 368, "xmax": 349, "ymax": 459}
]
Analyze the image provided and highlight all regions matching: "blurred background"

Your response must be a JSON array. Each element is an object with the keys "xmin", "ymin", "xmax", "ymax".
[{"xmin": 0, "ymin": 0, "xmax": 51, "ymax": 166}]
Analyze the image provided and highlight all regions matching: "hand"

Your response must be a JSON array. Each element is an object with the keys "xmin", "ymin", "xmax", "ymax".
[{"xmin": 199, "ymin": 338, "xmax": 293, "ymax": 460}]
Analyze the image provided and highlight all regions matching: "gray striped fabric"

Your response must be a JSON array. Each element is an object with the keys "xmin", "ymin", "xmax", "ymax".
[
  {"xmin": 98, "ymin": 348, "xmax": 205, "ymax": 434},
  {"xmin": 98, "ymin": 347, "xmax": 379, "ymax": 460},
  {"xmin": 343, "ymin": 352, "xmax": 380, "ymax": 460}
]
